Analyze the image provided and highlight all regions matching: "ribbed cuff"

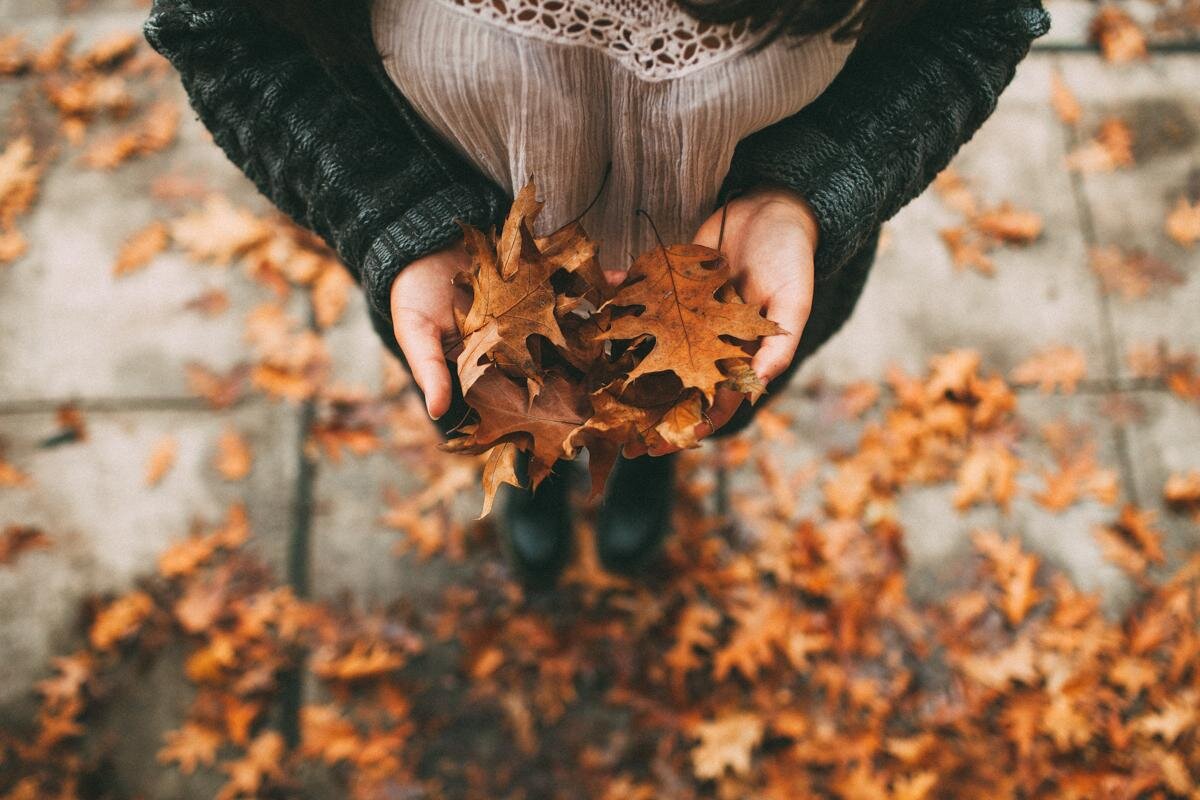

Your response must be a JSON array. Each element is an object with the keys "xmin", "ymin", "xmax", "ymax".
[{"xmin": 360, "ymin": 182, "xmax": 510, "ymax": 322}]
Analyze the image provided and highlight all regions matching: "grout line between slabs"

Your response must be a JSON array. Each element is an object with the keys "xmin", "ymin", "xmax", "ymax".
[
  {"xmin": 1055, "ymin": 53, "xmax": 1142, "ymax": 507},
  {"xmin": 277, "ymin": 309, "xmax": 319, "ymax": 748}
]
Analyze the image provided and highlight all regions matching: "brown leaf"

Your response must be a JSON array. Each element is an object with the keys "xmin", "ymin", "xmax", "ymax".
[
  {"xmin": 0, "ymin": 136, "xmax": 42, "ymax": 265},
  {"xmin": 82, "ymin": 102, "xmax": 179, "ymax": 169},
  {"xmin": 113, "ymin": 221, "xmax": 168, "ymax": 277},
  {"xmin": 1088, "ymin": 245, "xmax": 1184, "ymax": 300},
  {"xmin": 689, "ymin": 712, "xmax": 764, "ymax": 780},
  {"xmin": 457, "ymin": 211, "xmax": 573, "ymax": 393},
  {"xmin": 145, "ymin": 435, "xmax": 178, "ymax": 487},
  {"xmin": 171, "ymin": 195, "xmax": 270, "ymax": 266},
  {"xmin": 71, "ymin": 31, "xmax": 139, "ymax": 71},
  {"xmin": 214, "ymin": 426, "xmax": 253, "ymax": 481},
  {"xmin": 0, "ymin": 456, "xmax": 31, "ymax": 487},
  {"xmin": 184, "ymin": 288, "xmax": 231, "ymax": 317},
  {"xmin": 1090, "ymin": 6, "xmax": 1148, "ymax": 63},
  {"xmin": 1010, "ymin": 345, "xmax": 1087, "ymax": 393},
  {"xmin": 939, "ymin": 226, "xmax": 994, "ymax": 275},
  {"xmin": 479, "ymin": 441, "xmax": 521, "ymax": 518},
  {"xmin": 185, "ymin": 362, "xmax": 249, "ymax": 408},
  {"xmin": 157, "ymin": 723, "xmax": 221, "ymax": 775},
  {"xmin": 1165, "ymin": 196, "xmax": 1200, "ymax": 248},
  {"xmin": 311, "ymin": 263, "xmax": 353, "ymax": 329},
  {"xmin": 89, "ymin": 590, "xmax": 154, "ymax": 650},
  {"xmin": 599, "ymin": 243, "xmax": 783, "ymax": 402},
  {"xmin": 973, "ymin": 202, "xmax": 1043, "ymax": 244},
  {"xmin": 1066, "ymin": 118, "xmax": 1135, "ymax": 173},
  {"xmin": 449, "ymin": 367, "xmax": 588, "ymax": 489},
  {"xmin": 1049, "ymin": 69, "xmax": 1082, "ymax": 126},
  {"xmin": 0, "ymin": 525, "xmax": 52, "ymax": 565}
]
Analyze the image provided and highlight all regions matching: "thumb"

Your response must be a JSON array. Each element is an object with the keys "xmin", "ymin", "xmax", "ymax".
[
  {"xmin": 751, "ymin": 284, "xmax": 811, "ymax": 385},
  {"xmin": 393, "ymin": 309, "xmax": 453, "ymax": 419}
]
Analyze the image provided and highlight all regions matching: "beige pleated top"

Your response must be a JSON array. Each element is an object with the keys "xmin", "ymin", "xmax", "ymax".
[{"xmin": 372, "ymin": 0, "xmax": 857, "ymax": 272}]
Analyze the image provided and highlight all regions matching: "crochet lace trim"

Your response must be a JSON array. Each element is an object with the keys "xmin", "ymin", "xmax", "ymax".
[{"xmin": 439, "ymin": 0, "xmax": 766, "ymax": 81}]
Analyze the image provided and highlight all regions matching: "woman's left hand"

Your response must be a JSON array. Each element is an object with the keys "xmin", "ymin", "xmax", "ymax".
[{"xmin": 625, "ymin": 184, "xmax": 820, "ymax": 458}]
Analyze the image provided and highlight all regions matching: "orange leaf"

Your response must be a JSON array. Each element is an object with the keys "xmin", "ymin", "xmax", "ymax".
[{"xmin": 145, "ymin": 435, "xmax": 178, "ymax": 487}]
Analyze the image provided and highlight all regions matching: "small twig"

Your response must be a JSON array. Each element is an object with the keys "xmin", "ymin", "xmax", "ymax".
[{"xmin": 569, "ymin": 161, "xmax": 612, "ymax": 226}]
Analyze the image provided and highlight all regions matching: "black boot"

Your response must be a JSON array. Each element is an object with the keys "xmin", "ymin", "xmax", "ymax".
[
  {"xmin": 498, "ymin": 453, "xmax": 575, "ymax": 590},
  {"xmin": 596, "ymin": 453, "xmax": 675, "ymax": 574}
]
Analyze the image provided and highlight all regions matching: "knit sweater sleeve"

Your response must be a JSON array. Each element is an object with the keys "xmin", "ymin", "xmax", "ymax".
[
  {"xmin": 716, "ymin": 0, "xmax": 1051, "ymax": 282},
  {"xmin": 142, "ymin": 0, "xmax": 511, "ymax": 322}
]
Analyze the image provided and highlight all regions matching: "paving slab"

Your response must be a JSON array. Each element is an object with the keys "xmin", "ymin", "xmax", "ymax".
[
  {"xmin": 0, "ymin": 400, "xmax": 301, "ymax": 712},
  {"xmin": 1057, "ymin": 54, "xmax": 1200, "ymax": 379},
  {"xmin": 1122, "ymin": 389, "xmax": 1200, "ymax": 564},
  {"xmin": 800, "ymin": 57, "xmax": 1107, "ymax": 388},
  {"xmin": 309, "ymin": 437, "xmax": 484, "ymax": 610},
  {"xmin": 0, "ymin": 113, "xmax": 294, "ymax": 402}
]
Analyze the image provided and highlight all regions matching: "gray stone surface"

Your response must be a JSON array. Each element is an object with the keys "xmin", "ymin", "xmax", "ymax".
[
  {"xmin": 1057, "ymin": 54, "xmax": 1200, "ymax": 379},
  {"xmin": 802, "ymin": 57, "xmax": 1108, "ymax": 387},
  {"xmin": 0, "ymin": 401, "xmax": 301, "ymax": 710}
]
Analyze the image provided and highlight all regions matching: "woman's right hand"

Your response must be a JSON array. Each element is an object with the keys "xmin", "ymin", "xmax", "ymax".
[{"xmin": 389, "ymin": 240, "xmax": 473, "ymax": 420}]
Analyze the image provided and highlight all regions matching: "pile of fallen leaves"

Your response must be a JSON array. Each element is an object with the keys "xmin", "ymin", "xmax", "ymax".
[
  {"xmin": 444, "ymin": 181, "xmax": 781, "ymax": 513},
  {"xmin": 4, "ymin": 353, "xmax": 1200, "ymax": 799},
  {"xmin": 3, "ymin": 5, "xmax": 1200, "ymax": 800}
]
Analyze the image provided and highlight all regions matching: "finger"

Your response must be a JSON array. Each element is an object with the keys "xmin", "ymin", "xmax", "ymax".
[
  {"xmin": 393, "ymin": 310, "xmax": 452, "ymax": 419},
  {"xmin": 693, "ymin": 387, "xmax": 745, "ymax": 441},
  {"xmin": 752, "ymin": 289, "xmax": 811, "ymax": 384}
]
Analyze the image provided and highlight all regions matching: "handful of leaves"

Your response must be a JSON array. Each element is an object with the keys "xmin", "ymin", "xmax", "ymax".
[{"xmin": 442, "ymin": 181, "xmax": 784, "ymax": 515}]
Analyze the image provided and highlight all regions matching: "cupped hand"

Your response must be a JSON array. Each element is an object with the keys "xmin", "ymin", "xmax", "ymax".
[
  {"xmin": 390, "ymin": 240, "xmax": 473, "ymax": 420},
  {"xmin": 627, "ymin": 185, "xmax": 819, "ymax": 458}
]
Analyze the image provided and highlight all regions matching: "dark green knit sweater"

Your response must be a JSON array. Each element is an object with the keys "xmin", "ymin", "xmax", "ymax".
[{"xmin": 143, "ymin": 0, "xmax": 1050, "ymax": 375}]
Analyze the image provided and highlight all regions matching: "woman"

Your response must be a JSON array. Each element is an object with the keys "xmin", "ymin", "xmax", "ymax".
[{"xmin": 143, "ymin": 0, "xmax": 1050, "ymax": 588}]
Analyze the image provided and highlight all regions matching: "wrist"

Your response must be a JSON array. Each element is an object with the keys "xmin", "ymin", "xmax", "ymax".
[{"xmin": 738, "ymin": 183, "xmax": 820, "ymax": 249}]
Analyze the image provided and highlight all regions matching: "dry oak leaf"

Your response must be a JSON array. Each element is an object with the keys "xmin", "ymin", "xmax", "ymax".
[
  {"xmin": 113, "ymin": 220, "xmax": 168, "ymax": 277},
  {"xmin": 311, "ymin": 263, "xmax": 353, "ymax": 329},
  {"xmin": 1066, "ymin": 118, "xmax": 1135, "ymax": 173},
  {"xmin": 89, "ymin": 590, "xmax": 155, "ymax": 650},
  {"xmin": 597, "ymin": 243, "xmax": 783, "ymax": 403},
  {"xmin": 184, "ymin": 287, "xmax": 231, "ymax": 317},
  {"xmin": 0, "ymin": 136, "xmax": 42, "ymax": 264},
  {"xmin": 957, "ymin": 635, "xmax": 1038, "ymax": 691},
  {"xmin": 447, "ymin": 367, "xmax": 589, "ymax": 492},
  {"xmin": 1088, "ymin": 244, "xmax": 1183, "ymax": 300},
  {"xmin": 145, "ymin": 435, "xmax": 178, "ymax": 487},
  {"xmin": 1164, "ymin": 470, "xmax": 1200, "ymax": 516},
  {"xmin": 1034, "ymin": 445, "xmax": 1119, "ymax": 512},
  {"xmin": 185, "ymin": 362, "xmax": 249, "ymax": 409},
  {"xmin": 71, "ymin": 31, "xmax": 139, "ymax": 71},
  {"xmin": 299, "ymin": 705, "xmax": 362, "ymax": 765},
  {"xmin": 689, "ymin": 712, "xmax": 764, "ymax": 780},
  {"xmin": 33, "ymin": 29, "xmax": 75, "ymax": 73},
  {"xmin": 214, "ymin": 426, "xmax": 253, "ymax": 481},
  {"xmin": 82, "ymin": 101, "xmax": 179, "ymax": 169},
  {"xmin": 1090, "ymin": 5, "xmax": 1148, "ymax": 64},
  {"xmin": 1010, "ymin": 345, "xmax": 1087, "ymax": 393},
  {"xmin": 973, "ymin": 202, "xmax": 1044, "ymax": 244},
  {"xmin": 0, "ymin": 457, "xmax": 32, "ymax": 487},
  {"xmin": 940, "ymin": 226, "xmax": 994, "ymax": 275},
  {"xmin": 953, "ymin": 439, "xmax": 1019, "ymax": 511},
  {"xmin": 0, "ymin": 525, "xmax": 52, "ymax": 565},
  {"xmin": 217, "ymin": 730, "xmax": 286, "ymax": 800},
  {"xmin": 1165, "ymin": 196, "xmax": 1200, "ymax": 248},
  {"xmin": 1049, "ymin": 69, "xmax": 1082, "ymax": 126},
  {"xmin": 455, "ymin": 182, "xmax": 602, "ymax": 395},
  {"xmin": 158, "ymin": 723, "xmax": 222, "ymax": 774},
  {"xmin": 171, "ymin": 195, "xmax": 270, "ymax": 266}
]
